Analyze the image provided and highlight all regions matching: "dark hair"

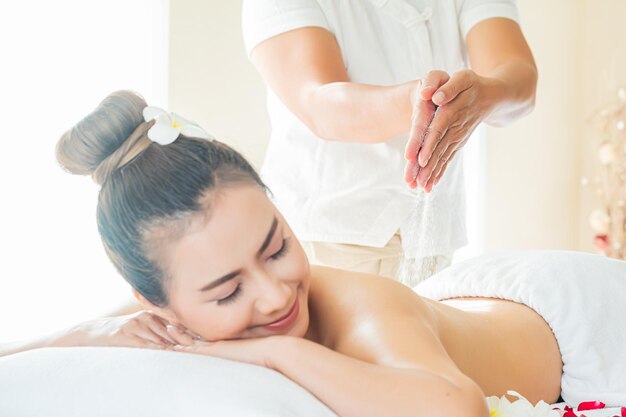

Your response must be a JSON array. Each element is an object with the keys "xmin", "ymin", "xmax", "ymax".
[{"xmin": 56, "ymin": 91, "xmax": 265, "ymax": 306}]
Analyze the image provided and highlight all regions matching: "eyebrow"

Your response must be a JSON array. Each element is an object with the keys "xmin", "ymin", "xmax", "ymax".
[{"xmin": 198, "ymin": 216, "xmax": 279, "ymax": 292}]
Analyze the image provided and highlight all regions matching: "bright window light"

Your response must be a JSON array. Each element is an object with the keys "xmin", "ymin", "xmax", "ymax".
[{"xmin": 0, "ymin": 0, "xmax": 169, "ymax": 343}]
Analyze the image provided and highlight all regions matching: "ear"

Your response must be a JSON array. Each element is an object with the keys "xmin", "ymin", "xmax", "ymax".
[{"xmin": 132, "ymin": 289, "xmax": 180, "ymax": 324}]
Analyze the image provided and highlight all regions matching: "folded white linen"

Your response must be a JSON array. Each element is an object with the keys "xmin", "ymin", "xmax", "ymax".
[{"xmin": 415, "ymin": 250, "xmax": 626, "ymax": 407}]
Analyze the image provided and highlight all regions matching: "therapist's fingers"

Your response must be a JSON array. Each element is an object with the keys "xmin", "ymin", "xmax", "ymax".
[
  {"xmin": 405, "ymin": 96, "xmax": 437, "ymax": 163},
  {"xmin": 419, "ymin": 70, "xmax": 450, "ymax": 101},
  {"xmin": 418, "ymin": 113, "xmax": 450, "ymax": 169},
  {"xmin": 431, "ymin": 70, "xmax": 475, "ymax": 106},
  {"xmin": 418, "ymin": 91, "xmax": 473, "ymax": 169},
  {"xmin": 417, "ymin": 135, "xmax": 450, "ymax": 189},
  {"xmin": 425, "ymin": 144, "xmax": 459, "ymax": 190},
  {"xmin": 431, "ymin": 149, "xmax": 460, "ymax": 189},
  {"xmin": 404, "ymin": 159, "xmax": 419, "ymax": 188}
]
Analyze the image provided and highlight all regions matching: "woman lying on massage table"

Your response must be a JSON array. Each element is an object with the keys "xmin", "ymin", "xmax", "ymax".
[{"xmin": 6, "ymin": 91, "xmax": 625, "ymax": 417}]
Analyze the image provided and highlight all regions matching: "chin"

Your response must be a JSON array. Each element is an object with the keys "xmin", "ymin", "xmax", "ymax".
[{"xmin": 290, "ymin": 311, "xmax": 310, "ymax": 338}]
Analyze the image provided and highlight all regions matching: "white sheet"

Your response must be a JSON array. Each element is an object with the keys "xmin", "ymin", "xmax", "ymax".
[{"xmin": 0, "ymin": 347, "xmax": 337, "ymax": 417}]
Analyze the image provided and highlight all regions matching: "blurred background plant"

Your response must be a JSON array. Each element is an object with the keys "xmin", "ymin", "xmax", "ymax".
[{"xmin": 585, "ymin": 87, "xmax": 626, "ymax": 259}]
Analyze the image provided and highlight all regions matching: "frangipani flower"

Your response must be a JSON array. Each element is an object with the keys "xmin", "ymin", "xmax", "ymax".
[
  {"xmin": 486, "ymin": 391, "xmax": 560, "ymax": 417},
  {"xmin": 143, "ymin": 106, "xmax": 214, "ymax": 145}
]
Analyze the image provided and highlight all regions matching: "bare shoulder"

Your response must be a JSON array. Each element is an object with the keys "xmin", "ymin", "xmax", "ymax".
[
  {"xmin": 309, "ymin": 265, "xmax": 432, "ymax": 316},
  {"xmin": 308, "ymin": 266, "xmax": 461, "ymax": 375}
]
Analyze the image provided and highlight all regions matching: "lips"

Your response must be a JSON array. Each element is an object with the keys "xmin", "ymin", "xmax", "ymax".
[{"xmin": 263, "ymin": 296, "xmax": 300, "ymax": 332}]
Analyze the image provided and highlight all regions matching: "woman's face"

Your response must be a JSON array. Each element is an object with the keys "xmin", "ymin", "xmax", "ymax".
[{"xmin": 159, "ymin": 184, "xmax": 311, "ymax": 342}]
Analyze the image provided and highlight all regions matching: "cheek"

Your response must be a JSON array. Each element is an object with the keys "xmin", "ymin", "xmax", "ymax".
[
  {"xmin": 281, "ymin": 243, "xmax": 310, "ymax": 282},
  {"xmin": 177, "ymin": 304, "xmax": 253, "ymax": 341}
]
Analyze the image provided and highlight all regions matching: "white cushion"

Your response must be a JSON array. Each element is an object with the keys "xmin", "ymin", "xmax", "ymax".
[{"xmin": 0, "ymin": 347, "xmax": 337, "ymax": 417}]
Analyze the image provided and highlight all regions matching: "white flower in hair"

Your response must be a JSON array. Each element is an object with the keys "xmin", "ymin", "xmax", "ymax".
[{"xmin": 143, "ymin": 106, "xmax": 214, "ymax": 145}]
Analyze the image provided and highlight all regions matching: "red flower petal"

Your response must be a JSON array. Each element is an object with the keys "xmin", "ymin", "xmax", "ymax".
[
  {"xmin": 578, "ymin": 401, "xmax": 605, "ymax": 411},
  {"xmin": 564, "ymin": 409, "xmax": 578, "ymax": 417},
  {"xmin": 565, "ymin": 406, "xmax": 574, "ymax": 412},
  {"xmin": 621, "ymin": 406, "xmax": 626, "ymax": 417}
]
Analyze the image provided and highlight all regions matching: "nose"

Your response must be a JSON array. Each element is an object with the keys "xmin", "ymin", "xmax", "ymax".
[{"xmin": 254, "ymin": 269, "xmax": 292, "ymax": 316}]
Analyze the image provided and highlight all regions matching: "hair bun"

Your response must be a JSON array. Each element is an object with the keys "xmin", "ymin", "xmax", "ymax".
[{"xmin": 56, "ymin": 91, "xmax": 147, "ymax": 184}]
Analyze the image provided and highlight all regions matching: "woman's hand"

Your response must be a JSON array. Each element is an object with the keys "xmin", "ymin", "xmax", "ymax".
[
  {"xmin": 168, "ymin": 327, "xmax": 281, "ymax": 370},
  {"xmin": 404, "ymin": 69, "xmax": 494, "ymax": 192},
  {"xmin": 0, "ymin": 311, "xmax": 205, "ymax": 357},
  {"xmin": 58, "ymin": 311, "xmax": 181, "ymax": 349}
]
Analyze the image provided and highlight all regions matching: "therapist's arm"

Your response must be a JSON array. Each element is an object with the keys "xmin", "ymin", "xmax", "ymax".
[
  {"xmin": 250, "ymin": 27, "xmax": 420, "ymax": 144},
  {"xmin": 405, "ymin": 18, "xmax": 537, "ymax": 190}
]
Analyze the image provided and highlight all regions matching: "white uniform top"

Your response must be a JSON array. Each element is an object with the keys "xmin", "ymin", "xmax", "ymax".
[{"xmin": 242, "ymin": 0, "xmax": 520, "ymax": 257}]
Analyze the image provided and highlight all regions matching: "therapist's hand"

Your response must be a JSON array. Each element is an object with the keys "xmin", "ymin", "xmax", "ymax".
[{"xmin": 404, "ymin": 69, "xmax": 493, "ymax": 192}]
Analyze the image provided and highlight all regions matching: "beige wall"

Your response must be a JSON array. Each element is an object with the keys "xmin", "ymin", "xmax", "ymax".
[
  {"xmin": 484, "ymin": 0, "xmax": 626, "ymax": 253},
  {"xmin": 169, "ymin": 1, "xmax": 626, "ymax": 254},
  {"xmin": 483, "ymin": 0, "xmax": 582, "ymax": 252},
  {"xmin": 169, "ymin": 0, "xmax": 269, "ymax": 169}
]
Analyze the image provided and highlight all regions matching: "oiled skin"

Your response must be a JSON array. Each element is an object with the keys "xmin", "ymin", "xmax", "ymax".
[{"xmin": 306, "ymin": 265, "xmax": 563, "ymax": 404}]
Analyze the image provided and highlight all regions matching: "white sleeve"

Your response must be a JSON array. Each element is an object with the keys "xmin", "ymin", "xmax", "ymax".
[
  {"xmin": 242, "ymin": 0, "xmax": 330, "ymax": 58},
  {"xmin": 457, "ymin": 0, "xmax": 521, "ymax": 40}
]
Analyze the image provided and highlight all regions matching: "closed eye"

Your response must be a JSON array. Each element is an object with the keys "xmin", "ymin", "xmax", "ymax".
[
  {"xmin": 217, "ymin": 284, "xmax": 242, "ymax": 306},
  {"xmin": 270, "ymin": 238, "xmax": 290, "ymax": 261}
]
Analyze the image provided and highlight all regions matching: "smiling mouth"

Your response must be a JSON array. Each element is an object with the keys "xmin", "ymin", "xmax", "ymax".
[{"xmin": 262, "ymin": 296, "xmax": 299, "ymax": 331}]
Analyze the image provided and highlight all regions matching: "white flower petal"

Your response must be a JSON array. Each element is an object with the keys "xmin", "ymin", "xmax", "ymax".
[
  {"xmin": 506, "ymin": 391, "xmax": 525, "ymax": 400},
  {"xmin": 180, "ymin": 124, "xmax": 214, "ymax": 140},
  {"xmin": 486, "ymin": 397, "xmax": 501, "ymax": 409},
  {"xmin": 147, "ymin": 124, "xmax": 180, "ymax": 145},
  {"xmin": 153, "ymin": 112, "xmax": 173, "ymax": 126},
  {"xmin": 171, "ymin": 112, "xmax": 194, "ymax": 127},
  {"xmin": 143, "ymin": 106, "xmax": 168, "ymax": 122}
]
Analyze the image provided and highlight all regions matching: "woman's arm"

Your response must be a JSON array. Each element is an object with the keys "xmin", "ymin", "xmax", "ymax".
[
  {"xmin": 174, "ymin": 334, "xmax": 487, "ymax": 417},
  {"xmin": 272, "ymin": 336, "xmax": 488, "ymax": 417},
  {"xmin": 0, "ymin": 311, "xmax": 176, "ymax": 357},
  {"xmin": 250, "ymin": 27, "xmax": 419, "ymax": 144}
]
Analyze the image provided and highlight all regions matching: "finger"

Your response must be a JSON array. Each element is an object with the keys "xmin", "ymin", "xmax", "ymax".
[
  {"xmin": 172, "ymin": 340, "xmax": 213, "ymax": 354},
  {"xmin": 418, "ymin": 107, "xmax": 448, "ymax": 167},
  {"xmin": 424, "ymin": 150, "xmax": 454, "ymax": 192},
  {"xmin": 432, "ymin": 71, "xmax": 474, "ymax": 106},
  {"xmin": 419, "ymin": 70, "xmax": 450, "ymax": 101},
  {"xmin": 426, "ymin": 145, "xmax": 457, "ymax": 190},
  {"xmin": 133, "ymin": 326, "xmax": 171, "ymax": 346},
  {"xmin": 404, "ymin": 159, "xmax": 420, "ymax": 184},
  {"xmin": 405, "ymin": 166, "xmax": 418, "ymax": 189},
  {"xmin": 432, "ymin": 149, "xmax": 460, "ymax": 189},
  {"xmin": 167, "ymin": 324, "xmax": 196, "ymax": 346},
  {"xmin": 145, "ymin": 316, "xmax": 177, "ymax": 345},
  {"xmin": 134, "ymin": 311, "xmax": 175, "ymax": 345},
  {"xmin": 186, "ymin": 328, "xmax": 207, "ymax": 342},
  {"xmin": 417, "ymin": 139, "xmax": 449, "ymax": 189},
  {"xmin": 405, "ymin": 99, "xmax": 437, "ymax": 161},
  {"xmin": 131, "ymin": 335, "xmax": 167, "ymax": 350}
]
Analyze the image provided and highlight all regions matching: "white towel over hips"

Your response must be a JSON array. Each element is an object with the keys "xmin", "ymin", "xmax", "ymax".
[{"xmin": 414, "ymin": 250, "xmax": 626, "ymax": 406}]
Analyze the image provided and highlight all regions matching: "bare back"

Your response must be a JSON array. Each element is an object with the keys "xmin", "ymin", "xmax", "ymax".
[{"xmin": 306, "ymin": 266, "xmax": 562, "ymax": 404}]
